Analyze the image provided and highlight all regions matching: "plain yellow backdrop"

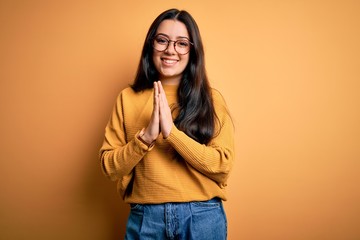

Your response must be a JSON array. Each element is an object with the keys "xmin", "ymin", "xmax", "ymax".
[{"xmin": 1, "ymin": 0, "xmax": 359, "ymax": 239}]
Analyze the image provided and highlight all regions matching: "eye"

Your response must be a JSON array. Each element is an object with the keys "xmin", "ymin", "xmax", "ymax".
[
  {"xmin": 155, "ymin": 36, "xmax": 169, "ymax": 45},
  {"xmin": 177, "ymin": 40, "xmax": 190, "ymax": 48}
]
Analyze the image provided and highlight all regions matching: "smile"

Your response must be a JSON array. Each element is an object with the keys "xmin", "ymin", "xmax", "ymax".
[{"xmin": 161, "ymin": 58, "xmax": 179, "ymax": 65}]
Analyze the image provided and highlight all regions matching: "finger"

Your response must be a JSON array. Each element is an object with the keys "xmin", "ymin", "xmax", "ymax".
[
  {"xmin": 158, "ymin": 92, "xmax": 171, "ymax": 122},
  {"xmin": 153, "ymin": 82, "xmax": 160, "ymax": 110},
  {"xmin": 158, "ymin": 81, "xmax": 164, "ymax": 95},
  {"xmin": 153, "ymin": 81, "xmax": 158, "ymax": 100},
  {"xmin": 157, "ymin": 82, "xmax": 163, "ymax": 106},
  {"xmin": 156, "ymin": 81, "xmax": 161, "ymax": 94},
  {"xmin": 158, "ymin": 81, "xmax": 169, "ymax": 106},
  {"xmin": 154, "ymin": 95, "xmax": 160, "ymax": 115}
]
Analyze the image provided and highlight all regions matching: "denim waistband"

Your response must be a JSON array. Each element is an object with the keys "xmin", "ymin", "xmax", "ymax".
[
  {"xmin": 204, "ymin": 197, "xmax": 221, "ymax": 203},
  {"xmin": 130, "ymin": 197, "xmax": 221, "ymax": 207}
]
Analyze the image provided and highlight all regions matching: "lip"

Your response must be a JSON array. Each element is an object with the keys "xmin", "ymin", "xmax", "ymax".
[{"xmin": 161, "ymin": 57, "xmax": 179, "ymax": 66}]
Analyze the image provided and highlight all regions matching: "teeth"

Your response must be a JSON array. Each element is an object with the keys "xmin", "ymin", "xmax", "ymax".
[{"xmin": 163, "ymin": 59, "xmax": 177, "ymax": 64}]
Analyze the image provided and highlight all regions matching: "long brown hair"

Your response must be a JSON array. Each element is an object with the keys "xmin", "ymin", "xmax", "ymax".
[{"xmin": 131, "ymin": 9, "xmax": 217, "ymax": 144}]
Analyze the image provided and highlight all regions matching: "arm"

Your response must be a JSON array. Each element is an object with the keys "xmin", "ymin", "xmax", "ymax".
[
  {"xmin": 166, "ymin": 90, "xmax": 235, "ymax": 186},
  {"xmin": 99, "ymin": 84, "xmax": 161, "ymax": 183},
  {"xmin": 99, "ymin": 92, "xmax": 153, "ymax": 183}
]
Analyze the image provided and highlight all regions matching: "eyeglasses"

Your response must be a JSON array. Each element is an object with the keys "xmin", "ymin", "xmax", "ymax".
[{"xmin": 152, "ymin": 35, "xmax": 193, "ymax": 55}]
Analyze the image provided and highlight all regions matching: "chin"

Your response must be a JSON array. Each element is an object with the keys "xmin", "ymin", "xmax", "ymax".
[{"xmin": 161, "ymin": 72, "xmax": 178, "ymax": 78}]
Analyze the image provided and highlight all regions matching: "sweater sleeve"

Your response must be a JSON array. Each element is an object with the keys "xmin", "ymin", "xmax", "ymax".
[
  {"xmin": 99, "ymin": 92, "xmax": 153, "ymax": 188},
  {"xmin": 166, "ymin": 90, "xmax": 235, "ymax": 187}
]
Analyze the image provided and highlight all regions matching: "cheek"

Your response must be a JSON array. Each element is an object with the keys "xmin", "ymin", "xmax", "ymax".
[
  {"xmin": 181, "ymin": 56, "xmax": 190, "ymax": 68},
  {"xmin": 152, "ymin": 54, "xmax": 161, "ymax": 69}
]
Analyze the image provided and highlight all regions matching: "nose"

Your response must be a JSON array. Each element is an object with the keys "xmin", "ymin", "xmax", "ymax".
[{"xmin": 165, "ymin": 41, "xmax": 176, "ymax": 54}]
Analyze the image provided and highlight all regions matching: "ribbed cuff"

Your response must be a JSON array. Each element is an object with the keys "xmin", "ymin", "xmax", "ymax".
[{"xmin": 135, "ymin": 129, "xmax": 155, "ymax": 151}]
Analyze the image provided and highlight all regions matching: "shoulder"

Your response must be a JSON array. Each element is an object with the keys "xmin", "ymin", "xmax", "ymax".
[
  {"xmin": 211, "ymin": 88, "xmax": 228, "ymax": 107},
  {"xmin": 211, "ymin": 88, "xmax": 232, "ymax": 118},
  {"xmin": 211, "ymin": 88, "xmax": 234, "ymax": 129},
  {"xmin": 114, "ymin": 86, "xmax": 153, "ymax": 113},
  {"xmin": 120, "ymin": 86, "xmax": 141, "ymax": 96},
  {"xmin": 118, "ymin": 86, "xmax": 152, "ymax": 100}
]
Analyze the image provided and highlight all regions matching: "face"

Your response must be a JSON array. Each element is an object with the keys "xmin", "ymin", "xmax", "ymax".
[{"xmin": 152, "ymin": 20, "xmax": 190, "ymax": 85}]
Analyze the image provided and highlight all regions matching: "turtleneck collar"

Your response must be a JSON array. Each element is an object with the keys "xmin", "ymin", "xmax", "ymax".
[{"xmin": 162, "ymin": 83, "xmax": 179, "ymax": 96}]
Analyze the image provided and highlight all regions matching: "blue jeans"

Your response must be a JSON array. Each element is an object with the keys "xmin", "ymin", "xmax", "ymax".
[{"xmin": 125, "ymin": 198, "xmax": 227, "ymax": 240}]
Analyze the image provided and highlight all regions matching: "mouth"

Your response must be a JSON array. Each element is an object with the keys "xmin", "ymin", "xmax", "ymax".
[{"xmin": 161, "ymin": 58, "xmax": 179, "ymax": 65}]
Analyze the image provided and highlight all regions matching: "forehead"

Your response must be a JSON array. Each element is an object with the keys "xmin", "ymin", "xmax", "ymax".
[{"xmin": 156, "ymin": 20, "xmax": 189, "ymax": 38}]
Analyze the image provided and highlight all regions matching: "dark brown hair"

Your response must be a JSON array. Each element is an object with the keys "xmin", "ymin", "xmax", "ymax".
[{"xmin": 131, "ymin": 9, "xmax": 217, "ymax": 144}]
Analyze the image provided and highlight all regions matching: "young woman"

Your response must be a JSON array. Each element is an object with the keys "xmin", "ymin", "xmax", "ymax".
[{"xmin": 99, "ymin": 8, "xmax": 234, "ymax": 240}]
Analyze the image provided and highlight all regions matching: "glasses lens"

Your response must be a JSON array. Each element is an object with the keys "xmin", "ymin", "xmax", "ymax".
[
  {"xmin": 175, "ymin": 40, "xmax": 191, "ymax": 54},
  {"xmin": 153, "ymin": 36, "xmax": 168, "ymax": 52}
]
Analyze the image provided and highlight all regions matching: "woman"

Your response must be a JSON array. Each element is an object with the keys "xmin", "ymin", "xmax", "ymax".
[{"xmin": 99, "ymin": 8, "xmax": 234, "ymax": 240}]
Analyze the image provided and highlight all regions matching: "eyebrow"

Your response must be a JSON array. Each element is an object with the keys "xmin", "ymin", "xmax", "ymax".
[{"xmin": 156, "ymin": 33, "xmax": 190, "ymax": 40}]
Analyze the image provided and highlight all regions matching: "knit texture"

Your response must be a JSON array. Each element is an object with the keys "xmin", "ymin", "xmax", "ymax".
[{"xmin": 99, "ymin": 84, "xmax": 234, "ymax": 204}]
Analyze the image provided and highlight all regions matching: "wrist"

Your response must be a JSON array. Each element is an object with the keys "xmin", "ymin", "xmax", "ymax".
[{"xmin": 138, "ymin": 129, "xmax": 155, "ymax": 147}]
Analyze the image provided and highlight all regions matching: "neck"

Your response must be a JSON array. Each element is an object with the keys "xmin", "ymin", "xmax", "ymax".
[{"xmin": 159, "ymin": 76, "xmax": 181, "ymax": 85}]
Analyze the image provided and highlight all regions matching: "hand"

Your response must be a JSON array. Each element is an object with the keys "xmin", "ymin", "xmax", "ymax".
[
  {"xmin": 142, "ymin": 82, "xmax": 160, "ymax": 143},
  {"xmin": 157, "ymin": 81, "xmax": 173, "ymax": 138}
]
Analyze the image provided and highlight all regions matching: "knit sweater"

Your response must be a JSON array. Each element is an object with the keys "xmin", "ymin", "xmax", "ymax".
[{"xmin": 99, "ymin": 84, "xmax": 234, "ymax": 204}]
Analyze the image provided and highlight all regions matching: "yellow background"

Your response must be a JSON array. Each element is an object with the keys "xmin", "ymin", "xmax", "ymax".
[{"xmin": 1, "ymin": 0, "xmax": 359, "ymax": 239}]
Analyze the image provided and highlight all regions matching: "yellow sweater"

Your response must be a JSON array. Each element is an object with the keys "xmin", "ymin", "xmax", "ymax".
[{"xmin": 99, "ymin": 84, "xmax": 234, "ymax": 204}]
